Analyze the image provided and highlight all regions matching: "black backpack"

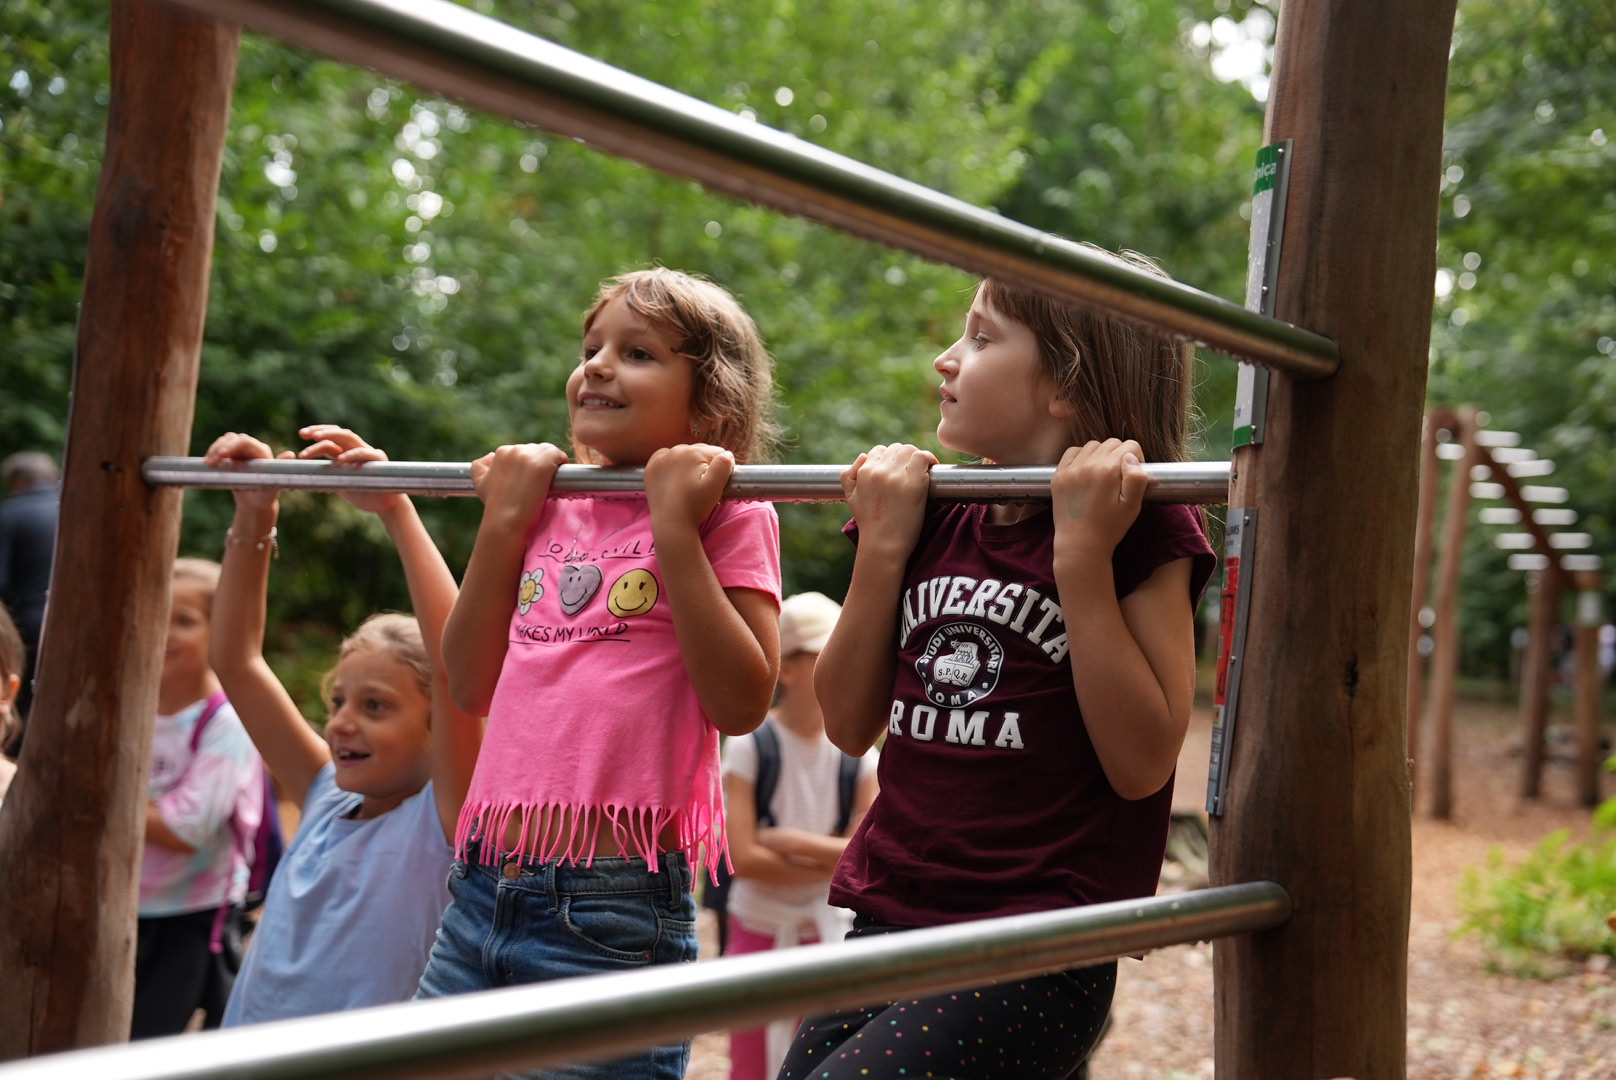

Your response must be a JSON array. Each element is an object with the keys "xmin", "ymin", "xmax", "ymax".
[{"xmin": 702, "ymin": 719, "xmax": 861, "ymax": 925}]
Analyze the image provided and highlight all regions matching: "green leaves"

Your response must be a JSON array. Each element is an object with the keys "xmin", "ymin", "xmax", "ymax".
[
  {"xmin": 1433, "ymin": 0, "xmax": 1616, "ymax": 675},
  {"xmin": 1458, "ymin": 827, "xmax": 1616, "ymax": 977},
  {"xmin": 18, "ymin": 0, "xmax": 1524, "ymax": 621}
]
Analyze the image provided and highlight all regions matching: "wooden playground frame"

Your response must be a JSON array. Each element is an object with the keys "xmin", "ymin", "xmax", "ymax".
[
  {"xmin": 0, "ymin": 0, "xmax": 1464, "ymax": 1075},
  {"xmin": 1410, "ymin": 405, "xmax": 1608, "ymax": 817}
]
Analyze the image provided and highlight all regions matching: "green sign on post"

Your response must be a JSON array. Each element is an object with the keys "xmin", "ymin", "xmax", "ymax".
[{"xmin": 1232, "ymin": 140, "xmax": 1292, "ymax": 448}]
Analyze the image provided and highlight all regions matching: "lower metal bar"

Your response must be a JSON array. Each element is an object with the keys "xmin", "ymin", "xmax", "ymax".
[
  {"xmin": 0, "ymin": 882, "xmax": 1290, "ymax": 1080},
  {"xmin": 143, "ymin": 457, "xmax": 1231, "ymax": 504}
]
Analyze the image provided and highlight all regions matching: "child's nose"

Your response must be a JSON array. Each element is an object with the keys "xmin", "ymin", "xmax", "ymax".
[
  {"xmin": 582, "ymin": 348, "xmax": 615, "ymax": 378},
  {"xmin": 934, "ymin": 344, "xmax": 959, "ymax": 374}
]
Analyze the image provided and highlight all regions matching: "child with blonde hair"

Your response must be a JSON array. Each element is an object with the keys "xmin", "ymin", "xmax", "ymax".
[
  {"xmin": 204, "ymin": 424, "xmax": 481, "ymax": 1026},
  {"xmin": 133, "ymin": 557, "xmax": 265, "ymax": 1038},
  {"xmin": 418, "ymin": 268, "xmax": 783, "ymax": 1080}
]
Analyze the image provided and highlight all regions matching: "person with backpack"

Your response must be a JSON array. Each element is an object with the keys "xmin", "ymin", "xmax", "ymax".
[
  {"xmin": 133, "ymin": 558, "xmax": 268, "ymax": 1038},
  {"xmin": 719, "ymin": 592, "xmax": 878, "ymax": 1080}
]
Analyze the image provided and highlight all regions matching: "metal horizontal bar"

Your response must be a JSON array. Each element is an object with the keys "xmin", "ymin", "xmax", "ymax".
[
  {"xmin": 143, "ymin": 456, "xmax": 1232, "ymax": 504},
  {"xmin": 161, "ymin": 0, "xmax": 1339, "ymax": 378},
  {"xmin": 0, "ymin": 882, "xmax": 1290, "ymax": 1080}
]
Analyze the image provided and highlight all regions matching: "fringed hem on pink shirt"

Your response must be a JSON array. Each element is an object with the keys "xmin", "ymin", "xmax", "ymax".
[{"xmin": 455, "ymin": 798, "xmax": 728, "ymax": 884}]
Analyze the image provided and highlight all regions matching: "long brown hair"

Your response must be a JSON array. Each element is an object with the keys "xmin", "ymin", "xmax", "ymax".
[
  {"xmin": 577, "ymin": 268, "xmax": 779, "ymax": 464},
  {"xmin": 978, "ymin": 246, "xmax": 1196, "ymax": 464}
]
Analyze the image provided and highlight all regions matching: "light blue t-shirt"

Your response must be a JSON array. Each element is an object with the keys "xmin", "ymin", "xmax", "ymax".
[{"xmin": 221, "ymin": 764, "xmax": 452, "ymax": 1027}]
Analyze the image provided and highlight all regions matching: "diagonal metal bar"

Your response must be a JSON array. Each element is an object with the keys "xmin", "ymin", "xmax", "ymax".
[
  {"xmin": 142, "ymin": 456, "xmax": 1233, "ymax": 504},
  {"xmin": 0, "ymin": 882, "xmax": 1290, "ymax": 1080},
  {"xmin": 159, "ymin": 0, "xmax": 1339, "ymax": 378}
]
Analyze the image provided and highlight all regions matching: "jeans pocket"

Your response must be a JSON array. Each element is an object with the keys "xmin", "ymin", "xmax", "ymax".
[
  {"xmin": 657, "ymin": 911, "xmax": 699, "ymax": 965},
  {"xmin": 560, "ymin": 893, "xmax": 663, "ymax": 962}
]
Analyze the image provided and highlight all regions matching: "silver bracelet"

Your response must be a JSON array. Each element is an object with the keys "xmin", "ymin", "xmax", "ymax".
[{"xmin": 225, "ymin": 526, "xmax": 279, "ymax": 558}]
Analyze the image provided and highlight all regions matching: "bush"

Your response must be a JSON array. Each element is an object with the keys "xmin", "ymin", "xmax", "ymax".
[{"xmin": 1457, "ymin": 775, "xmax": 1616, "ymax": 977}]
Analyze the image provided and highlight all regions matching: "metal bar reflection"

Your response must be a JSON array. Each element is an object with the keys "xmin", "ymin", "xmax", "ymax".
[
  {"xmin": 0, "ymin": 882, "xmax": 1290, "ymax": 1080},
  {"xmin": 160, "ymin": 0, "xmax": 1339, "ymax": 378},
  {"xmin": 143, "ymin": 456, "xmax": 1233, "ymax": 504}
]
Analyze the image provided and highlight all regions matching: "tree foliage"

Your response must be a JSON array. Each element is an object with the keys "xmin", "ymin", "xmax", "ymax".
[
  {"xmin": 1, "ymin": 0, "xmax": 1269, "ymax": 642},
  {"xmin": 9, "ymin": 0, "xmax": 1605, "ymax": 682},
  {"xmin": 1429, "ymin": 0, "xmax": 1616, "ymax": 674}
]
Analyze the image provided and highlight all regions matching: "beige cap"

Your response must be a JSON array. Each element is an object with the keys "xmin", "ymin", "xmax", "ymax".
[{"xmin": 778, "ymin": 591, "xmax": 842, "ymax": 656}]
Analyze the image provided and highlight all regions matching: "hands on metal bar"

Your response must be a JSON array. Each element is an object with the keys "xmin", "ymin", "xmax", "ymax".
[{"xmin": 143, "ymin": 456, "xmax": 1232, "ymax": 505}]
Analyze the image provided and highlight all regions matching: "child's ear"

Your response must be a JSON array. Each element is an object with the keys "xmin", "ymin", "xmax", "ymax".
[
  {"xmin": 0, "ymin": 673, "xmax": 19, "ymax": 712},
  {"xmin": 1047, "ymin": 396, "xmax": 1075, "ymax": 420}
]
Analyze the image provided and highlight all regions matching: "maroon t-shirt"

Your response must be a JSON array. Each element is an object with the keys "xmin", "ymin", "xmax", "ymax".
[{"xmin": 829, "ymin": 501, "xmax": 1216, "ymax": 926}]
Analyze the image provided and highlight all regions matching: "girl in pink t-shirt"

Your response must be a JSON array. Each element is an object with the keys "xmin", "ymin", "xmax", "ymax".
[{"xmin": 418, "ymin": 268, "xmax": 783, "ymax": 1080}]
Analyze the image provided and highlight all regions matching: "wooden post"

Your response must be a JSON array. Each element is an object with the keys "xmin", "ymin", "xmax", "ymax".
[
  {"xmin": 1572, "ymin": 572, "xmax": 1606, "ymax": 807},
  {"xmin": 1424, "ymin": 408, "xmax": 1479, "ymax": 820},
  {"xmin": 0, "ymin": 0, "xmax": 239, "ymax": 1057},
  {"xmin": 1406, "ymin": 409, "xmax": 1447, "ymax": 771},
  {"xmin": 1519, "ymin": 569, "xmax": 1561, "ymax": 799},
  {"xmin": 1209, "ymin": 0, "xmax": 1455, "ymax": 1075}
]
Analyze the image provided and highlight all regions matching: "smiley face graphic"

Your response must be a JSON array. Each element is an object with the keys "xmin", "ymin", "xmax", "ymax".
[
  {"xmin": 558, "ymin": 564, "xmax": 603, "ymax": 616},
  {"xmin": 606, "ymin": 568, "xmax": 659, "ymax": 618}
]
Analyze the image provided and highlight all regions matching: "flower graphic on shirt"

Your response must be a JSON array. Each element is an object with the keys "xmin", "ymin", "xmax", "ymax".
[{"xmin": 517, "ymin": 568, "xmax": 544, "ymax": 615}]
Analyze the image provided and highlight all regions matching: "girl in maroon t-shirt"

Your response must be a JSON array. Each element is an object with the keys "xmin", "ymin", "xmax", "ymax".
[{"xmin": 780, "ymin": 250, "xmax": 1216, "ymax": 1080}]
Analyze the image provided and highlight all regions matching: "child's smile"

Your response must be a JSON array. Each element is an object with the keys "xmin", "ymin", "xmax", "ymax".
[
  {"xmin": 324, "ymin": 648, "xmax": 431, "ymax": 817},
  {"xmin": 567, "ymin": 294, "xmax": 697, "ymax": 466}
]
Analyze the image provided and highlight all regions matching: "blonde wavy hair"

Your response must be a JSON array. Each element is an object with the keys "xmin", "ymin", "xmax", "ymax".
[
  {"xmin": 576, "ymin": 268, "xmax": 779, "ymax": 464},
  {"xmin": 172, "ymin": 557, "xmax": 223, "ymax": 613},
  {"xmin": 319, "ymin": 613, "xmax": 432, "ymax": 711}
]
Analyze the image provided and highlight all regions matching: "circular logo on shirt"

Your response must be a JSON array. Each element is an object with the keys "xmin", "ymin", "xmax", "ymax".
[{"xmin": 915, "ymin": 621, "xmax": 1003, "ymax": 707}]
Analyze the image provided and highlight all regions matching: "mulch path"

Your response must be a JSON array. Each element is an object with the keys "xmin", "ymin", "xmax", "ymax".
[{"xmin": 688, "ymin": 697, "xmax": 1616, "ymax": 1079}]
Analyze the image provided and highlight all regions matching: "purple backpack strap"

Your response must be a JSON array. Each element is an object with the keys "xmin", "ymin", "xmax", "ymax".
[
  {"xmin": 183, "ymin": 691, "xmax": 235, "ymax": 954},
  {"xmin": 187, "ymin": 690, "xmax": 231, "ymax": 754}
]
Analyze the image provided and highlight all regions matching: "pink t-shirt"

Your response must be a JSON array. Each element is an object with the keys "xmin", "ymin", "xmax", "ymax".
[{"xmin": 457, "ymin": 495, "xmax": 781, "ymax": 876}]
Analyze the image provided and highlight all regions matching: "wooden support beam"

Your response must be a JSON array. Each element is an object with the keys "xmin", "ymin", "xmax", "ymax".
[
  {"xmin": 0, "ymin": 0, "xmax": 239, "ymax": 1057},
  {"xmin": 1406, "ymin": 411, "xmax": 1443, "ymax": 772},
  {"xmin": 1572, "ymin": 571, "xmax": 1606, "ymax": 807},
  {"xmin": 1518, "ymin": 570, "xmax": 1561, "ymax": 800},
  {"xmin": 1209, "ymin": 0, "xmax": 1456, "ymax": 1075},
  {"xmin": 1425, "ymin": 407, "xmax": 1480, "ymax": 820}
]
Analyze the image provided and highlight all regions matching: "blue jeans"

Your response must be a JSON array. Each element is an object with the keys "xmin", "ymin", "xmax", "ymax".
[{"xmin": 416, "ymin": 843, "xmax": 699, "ymax": 1080}]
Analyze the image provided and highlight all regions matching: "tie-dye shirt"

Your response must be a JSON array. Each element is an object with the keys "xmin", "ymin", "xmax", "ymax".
[{"xmin": 140, "ymin": 695, "xmax": 264, "ymax": 917}]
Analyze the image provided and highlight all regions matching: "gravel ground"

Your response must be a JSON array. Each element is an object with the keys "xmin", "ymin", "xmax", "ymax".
[{"xmin": 688, "ymin": 698, "xmax": 1616, "ymax": 1079}]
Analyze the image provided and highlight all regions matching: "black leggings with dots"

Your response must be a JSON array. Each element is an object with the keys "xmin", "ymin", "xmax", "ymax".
[{"xmin": 777, "ymin": 921, "xmax": 1116, "ymax": 1080}]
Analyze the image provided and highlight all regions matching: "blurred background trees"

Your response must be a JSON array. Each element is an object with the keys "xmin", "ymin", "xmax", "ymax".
[{"xmin": 2, "ymin": 0, "xmax": 1611, "ymax": 701}]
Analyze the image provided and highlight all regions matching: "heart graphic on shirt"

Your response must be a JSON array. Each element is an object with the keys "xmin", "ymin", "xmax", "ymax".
[{"xmin": 558, "ymin": 563, "xmax": 603, "ymax": 615}]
